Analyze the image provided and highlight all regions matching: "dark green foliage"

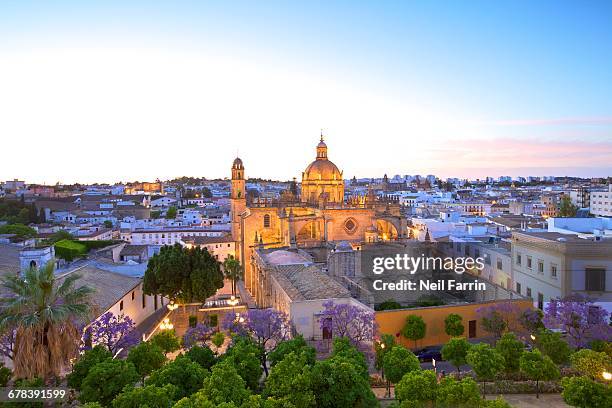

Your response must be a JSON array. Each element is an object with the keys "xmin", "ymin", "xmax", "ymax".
[
  {"xmin": 112, "ymin": 384, "xmax": 178, "ymax": 408},
  {"xmin": 54, "ymin": 239, "xmax": 87, "ymax": 261},
  {"xmin": 67, "ymin": 345, "xmax": 112, "ymax": 390},
  {"xmin": 495, "ymin": 333, "xmax": 525, "ymax": 373},
  {"xmin": 268, "ymin": 334, "xmax": 316, "ymax": 367},
  {"xmin": 0, "ymin": 362, "xmax": 11, "ymax": 387},
  {"xmin": 208, "ymin": 314, "xmax": 218, "ymax": 327},
  {"xmin": 143, "ymin": 244, "xmax": 224, "ymax": 303},
  {"xmin": 0, "ymin": 199, "xmax": 40, "ymax": 224},
  {"xmin": 375, "ymin": 300, "xmax": 402, "ymax": 311},
  {"xmin": 79, "ymin": 360, "xmax": 140, "ymax": 406},
  {"xmin": 444, "ymin": 313, "xmax": 465, "ymax": 337},
  {"xmin": 165, "ymin": 206, "xmax": 177, "ymax": 219},
  {"xmin": 126, "ymin": 341, "xmax": 166, "ymax": 380},
  {"xmin": 0, "ymin": 223, "xmax": 37, "ymax": 239},
  {"xmin": 150, "ymin": 330, "xmax": 181, "ymax": 355},
  {"xmin": 222, "ymin": 337, "xmax": 263, "ymax": 390},
  {"xmin": 383, "ymin": 345, "xmax": 421, "ymax": 384},
  {"xmin": 466, "ymin": 343, "xmax": 505, "ymax": 396},
  {"xmin": 561, "ymin": 376, "xmax": 612, "ymax": 408},
  {"xmin": 374, "ymin": 333, "xmax": 396, "ymax": 373},
  {"xmin": 330, "ymin": 337, "xmax": 369, "ymax": 380},
  {"xmin": 145, "ymin": 355, "xmax": 208, "ymax": 399},
  {"xmin": 185, "ymin": 345, "xmax": 216, "ymax": 370},
  {"xmin": 263, "ymin": 351, "xmax": 316, "ymax": 407},
  {"xmin": 188, "ymin": 315, "xmax": 197, "ymax": 328},
  {"xmin": 310, "ymin": 353, "xmax": 379, "ymax": 408},
  {"xmin": 535, "ymin": 329, "xmax": 572, "ymax": 365},
  {"xmin": 436, "ymin": 376, "xmax": 483, "ymax": 408},
  {"xmin": 442, "ymin": 337, "xmax": 471, "ymax": 373},
  {"xmin": 401, "ymin": 315, "xmax": 426, "ymax": 348},
  {"xmin": 519, "ymin": 349, "xmax": 560, "ymax": 398},
  {"xmin": 395, "ymin": 369, "xmax": 437, "ymax": 405},
  {"xmin": 7, "ymin": 377, "xmax": 44, "ymax": 408}
]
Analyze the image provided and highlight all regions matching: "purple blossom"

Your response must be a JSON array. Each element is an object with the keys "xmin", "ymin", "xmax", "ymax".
[
  {"xmin": 476, "ymin": 302, "xmax": 525, "ymax": 335},
  {"xmin": 81, "ymin": 312, "xmax": 140, "ymax": 355},
  {"xmin": 182, "ymin": 323, "xmax": 214, "ymax": 349},
  {"xmin": 318, "ymin": 300, "xmax": 377, "ymax": 351},
  {"xmin": 544, "ymin": 294, "xmax": 612, "ymax": 348},
  {"xmin": 0, "ymin": 329, "xmax": 15, "ymax": 361}
]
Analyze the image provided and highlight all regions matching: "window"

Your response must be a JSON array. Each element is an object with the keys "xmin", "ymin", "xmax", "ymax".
[
  {"xmin": 516, "ymin": 253, "xmax": 522, "ymax": 265},
  {"xmin": 142, "ymin": 293, "xmax": 146, "ymax": 308},
  {"xmin": 538, "ymin": 293, "xmax": 544, "ymax": 310},
  {"xmin": 526, "ymin": 287, "xmax": 532, "ymax": 298},
  {"xmin": 263, "ymin": 214, "xmax": 271, "ymax": 228},
  {"xmin": 551, "ymin": 264, "xmax": 558, "ymax": 278},
  {"xmin": 119, "ymin": 300, "xmax": 124, "ymax": 311},
  {"xmin": 527, "ymin": 256, "xmax": 532, "ymax": 269},
  {"xmin": 585, "ymin": 268, "xmax": 605, "ymax": 291},
  {"xmin": 131, "ymin": 291, "xmax": 135, "ymax": 301},
  {"xmin": 516, "ymin": 282, "xmax": 521, "ymax": 294},
  {"xmin": 497, "ymin": 259, "xmax": 503, "ymax": 270},
  {"xmin": 538, "ymin": 261, "xmax": 544, "ymax": 274}
]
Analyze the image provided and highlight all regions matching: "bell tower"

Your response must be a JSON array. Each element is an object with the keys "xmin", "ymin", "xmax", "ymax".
[{"xmin": 231, "ymin": 157, "xmax": 246, "ymax": 244}]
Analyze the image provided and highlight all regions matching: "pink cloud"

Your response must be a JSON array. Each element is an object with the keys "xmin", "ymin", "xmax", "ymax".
[{"xmin": 476, "ymin": 117, "xmax": 612, "ymax": 126}]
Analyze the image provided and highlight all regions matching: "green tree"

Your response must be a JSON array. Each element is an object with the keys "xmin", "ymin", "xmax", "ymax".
[
  {"xmin": 126, "ymin": 341, "xmax": 166, "ymax": 381},
  {"xmin": 150, "ymin": 330, "xmax": 181, "ymax": 356},
  {"xmin": 0, "ymin": 224, "xmax": 36, "ymax": 239},
  {"xmin": 222, "ymin": 337, "xmax": 263, "ymax": 390},
  {"xmin": 145, "ymin": 355, "xmax": 208, "ymax": 399},
  {"xmin": 495, "ymin": 333, "xmax": 525, "ymax": 373},
  {"xmin": 0, "ymin": 362, "xmax": 11, "ymax": 387},
  {"xmin": 375, "ymin": 300, "xmax": 402, "ymax": 311},
  {"xmin": 482, "ymin": 397, "xmax": 513, "ymax": 408},
  {"xmin": 395, "ymin": 369, "xmax": 437, "ymax": 406},
  {"xmin": 112, "ymin": 384, "xmax": 178, "ymax": 408},
  {"xmin": 67, "ymin": 345, "xmax": 112, "ymax": 390},
  {"xmin": 310, "ymin": 354, "xmax": 379, "ymax": 408},
  {"xmin": 519, "ymin": 349, "xmax": 560, "ymax": 398},
  {"xmin": 375, "ymin": 333, "xmax": 396, "ymax": 397},
  {"xmin": 534, "ymin": 329, "xmax": 572, "ymax": 365},
  {"xmin": 268, "ymin": 334, "xmax": 316, "ymax": 367},
  {"xmin": 466, "ymin": 343, "xmax": 505, "ymax": 396},
  {"xmin": 165, "ymin": 206, "xmax": 177, "ymax": 219},
  {"xmin": 559, "ymin": 195, "xmax": 578, "ymax": 217},
  {"xmin": 444, "ymin": 313, "xmax": 465, "ymax": 337},
  {"xmin": 201, "ymin": 358, "xmax": 252, "ymax": 405},
  {"xmin": 561, "ymin": 376, "xmax": 612, "ymax": 408},
  {"xmin": 45, "ymin": 229, "xmax": 73, "ymax": 244},
  {"xmin": 383, "ymin": 345, "xmax": 421, "ymax": 387},
  {"xmin": 330, "ymin": 337, "xmax": 369, "ymax": 380},
  {"xmin": 0, "ymin": 261, "xmax": 93, "ymax": 380},
  {"xmin": 79, "ymin": 360, "xmax": 140, "ymax": 406},
  {"xmin": 401, "ymin": 315, "xmax": 426, "ymax": 349},
  {"xmin": 570, "ymin": 349, "xmax": 612, "ymax": 380},
  {"xmin": 143, "ymin": 244, "xmax": 224, "ymax": 303},
  {"xmin": 441, "ymin": 337, "xmax": 471, "ymax": 373},
  {"xmin": 436, "ymin": 376, "xmax": 482, "ymax": 408},
  {"xmin": 263, "ymin": 351, "xmax": 316, "ymax": 407},
  {"xmin": 222, "ymin": 255, "xmax": 243, "ymax": 296},
  {"xmin": 184, "ymin": 345, "xmax": 216, "ymax": 370}
]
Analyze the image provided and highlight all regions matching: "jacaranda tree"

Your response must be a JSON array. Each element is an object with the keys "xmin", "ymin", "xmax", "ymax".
[
  {"xmin": 81, "ymin": 312, "xmax": 140, "ymax": 355},
  {"xmin": 318, "ymin": 300, "xmax": 377, "ymax": 351}
]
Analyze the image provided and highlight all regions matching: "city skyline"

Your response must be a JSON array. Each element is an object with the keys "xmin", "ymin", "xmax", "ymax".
[{"xmin": 1, "ymin": 1, "xmax": 611, "ymax": 183}]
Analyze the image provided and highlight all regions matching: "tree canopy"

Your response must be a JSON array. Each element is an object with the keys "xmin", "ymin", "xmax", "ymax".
[{"xmin": 143, "ymin": 244, "xmax": 224, "ymax": 303}]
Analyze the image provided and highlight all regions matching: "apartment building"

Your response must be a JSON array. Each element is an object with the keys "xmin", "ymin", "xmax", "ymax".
[
  {"xmin": 590, "ymin": 185, "xmax": 612, "ymax": 217},
  {"xmin": 511, "ymin": 231, "xmax": 612, "ymax": 310},
  {"xmin": 128, "ymin": 227, "xmax": 225, "ymax": 245}
]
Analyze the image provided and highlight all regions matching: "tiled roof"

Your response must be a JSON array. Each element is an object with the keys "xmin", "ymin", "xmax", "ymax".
[
  {"xmin": 184, "ymin": 235, "xmax": 234, "ymax": 245},
  {"xmin": 271, "ymin": 264, "xmax": 351, "ymax": 301}
]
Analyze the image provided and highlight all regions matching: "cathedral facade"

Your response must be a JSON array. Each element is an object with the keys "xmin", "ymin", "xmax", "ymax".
[{"xmin": 230, "ymin": 137, "xmax": 408, "ymax": 299}]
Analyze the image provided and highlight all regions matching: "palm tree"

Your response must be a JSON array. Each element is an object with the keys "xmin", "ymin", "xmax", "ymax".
[
  {"xmin": 222, "ymin": 255, "xmax": 243, "ymax": 296},
  {"xmin": 0, "ymin": 261, "xmax": 94, "ymax": 380}
]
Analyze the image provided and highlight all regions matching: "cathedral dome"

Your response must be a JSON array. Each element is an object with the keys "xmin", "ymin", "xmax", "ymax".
[
  {"xmin": 301, "ymin": 136, "xmax": 345, "ymax": 204},
  {"xmin": 303, "ymin": 159, "xmax": 342, "ymax": 181},
  {"xmin": 232, "ymin": 157, "xmax": 243, "ymax": 169}
]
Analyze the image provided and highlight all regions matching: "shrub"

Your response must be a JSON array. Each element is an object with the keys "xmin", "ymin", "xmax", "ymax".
[
  {"xmin": 268, "ymin": 335, "xmax": 316, "ymax": 367},
  {"xmin": 561, "ymin": 376, "xmax": 612, "ymax": 408},
  {"xmin": 444, "ymin": 313, "xmax": 465, "ymax": 337},
  {"xmin": 145, "ymin": 356, "xmax": 207, "ymax": 399},
  {"xmin": 111, "ymin": 384, "xmax": 178, "ymax": 408},
  {"xmin": 535, "ymin": 329, "xmax": 571, "ymax": 365},
  {"xmin": 54, "ymin": 239, "xmax": 87, "ymax": 261},
  {"xmin": 0, "ymin": 362, "xmax": 11, "ymax": 387},
  {"xmin": 126, "ymin": 341, "xmax": 166, "ymax": 381},
  {"xmin": 383, "ymin": 345, "xmax": 420, "ymax": 384},
  {"xmin": 436, "ymin": 376, "xmax": 482, "ymax": 408},
  {"xmin": 495, "ymin": 333, "xmax": 525, "ymax": 373},
  {"xmin": 570, "ymin": 349, "xmax": 612, "ymax": 380},
  {"xmin": 375, "ymin": 300, "xmax": 402, "ymax": 311},
  {"xmin": 401, "ymin": 315, "xmax": 426, "ymax": 349}
]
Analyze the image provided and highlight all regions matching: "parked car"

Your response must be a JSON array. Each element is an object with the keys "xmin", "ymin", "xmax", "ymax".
[{"xmin": 416, "ymin": 345, "xmax": 443, "ymax": 362}]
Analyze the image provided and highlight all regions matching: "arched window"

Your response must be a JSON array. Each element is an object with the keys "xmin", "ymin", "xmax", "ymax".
[
  {"xmin": 30, "ymin": 260, "xmax": 37, "ymax": 269},
  {"xmin": 263, "ymin": 214, "xmax": 271, "ymax": 228}
]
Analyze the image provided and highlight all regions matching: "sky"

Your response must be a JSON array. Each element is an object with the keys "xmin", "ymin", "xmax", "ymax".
[{"xmin": 0, "ymin": 1, "xmax": 611, "ymax": 184}]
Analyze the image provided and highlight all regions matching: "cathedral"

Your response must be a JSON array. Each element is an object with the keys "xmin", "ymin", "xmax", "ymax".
[{"xmin": 230, "ymin": 136, "xmax": 408, "ymax": 301}]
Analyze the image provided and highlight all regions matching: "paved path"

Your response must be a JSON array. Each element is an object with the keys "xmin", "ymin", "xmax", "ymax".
[{"xmin": 485, "ymin": 394, "xmax": 569, "ymax": 407}]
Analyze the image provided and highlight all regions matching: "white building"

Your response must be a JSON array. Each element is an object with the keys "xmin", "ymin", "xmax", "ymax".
[
  {"xmin": 128, "ymin": 227, "xmax": 225, "ymax": 245},
  {"xmin": 590, "ymin": 185, "xmax": 612, "ymax": 217}
]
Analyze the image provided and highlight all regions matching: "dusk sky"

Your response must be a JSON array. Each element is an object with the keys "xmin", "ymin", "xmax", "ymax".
[{"xmin": 1, "ymin": 1, "xmax": 611, "ymax": 184}]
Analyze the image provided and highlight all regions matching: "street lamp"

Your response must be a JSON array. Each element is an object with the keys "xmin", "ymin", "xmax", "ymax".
[
  {"xmin": 530, "ymin": 334, "xmax": 536, "ymax": 341},
  {"xmin": 603, "ymin": 371, "xmax": 612, "ymax": 381},
  {"xmin": 167, "ymin": 300, "xmax": 178, "ymax": 311}
]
